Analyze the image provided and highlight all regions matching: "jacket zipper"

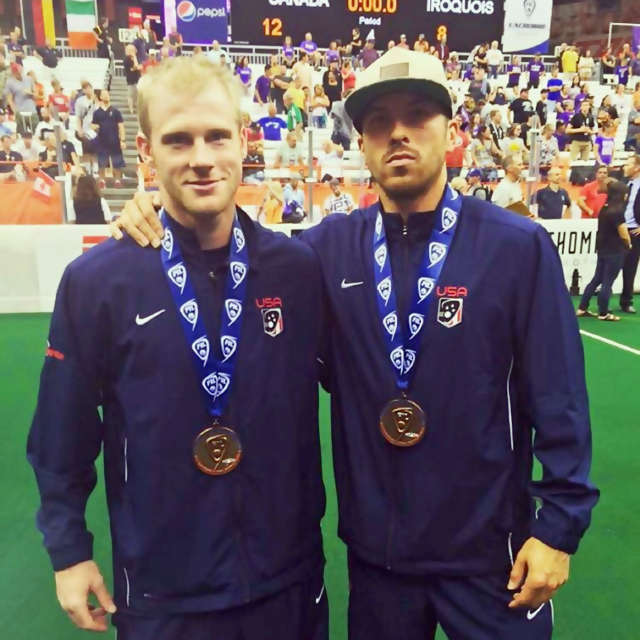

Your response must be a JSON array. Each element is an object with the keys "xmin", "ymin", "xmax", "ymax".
[{"xmin": 386, "ymin": 222, "xmax": 409, "ymax": 570}]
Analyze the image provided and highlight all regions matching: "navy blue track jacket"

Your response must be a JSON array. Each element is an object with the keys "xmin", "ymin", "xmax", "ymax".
[
  {"xmin": 302, "ymin": 196, "xmax": 599, "ymax": 575},
  {"xmin": 27, "ymin": 209, "xmax": 326, "ymax": 614}
]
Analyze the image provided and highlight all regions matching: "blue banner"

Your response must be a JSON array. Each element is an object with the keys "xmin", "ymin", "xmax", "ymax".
[{"xmin": 175, "ymin": 0, "xmax": 228, "ymax": 45}]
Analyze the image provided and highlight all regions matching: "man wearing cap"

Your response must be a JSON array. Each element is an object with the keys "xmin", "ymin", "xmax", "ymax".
[{"xmin": 115, "ymin": 47, "xmax": 598, "ymax": 640}]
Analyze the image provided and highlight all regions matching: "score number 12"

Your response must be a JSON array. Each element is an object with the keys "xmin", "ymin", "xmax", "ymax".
[{"xmin": 262, "ymin": 18, "xmax": 283, "ymax": 36}]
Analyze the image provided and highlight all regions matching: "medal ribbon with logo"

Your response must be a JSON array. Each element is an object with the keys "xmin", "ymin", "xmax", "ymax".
[
  {"xmin": 372, "ymin": 185, "xmax": 462, "ymax": 446},
  {"xmin": 159, "ymin": 209, "xmax": 249, "ymax": 474}
]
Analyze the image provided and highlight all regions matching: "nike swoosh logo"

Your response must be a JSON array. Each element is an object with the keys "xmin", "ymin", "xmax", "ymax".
[
  {"xmin": 315, "ymin": 584, "xmax": 325, "ymax": 604},
  {"xmin": 341, "ymin": 279, "xmax": 364, "ymax": 289},
  {"xmin": 526, "ymin": 603, "xmax": 546, "ymax": 620},
  {"xmin": 135, "ymin": 309, "xmax": 166, "ymax": 326}
]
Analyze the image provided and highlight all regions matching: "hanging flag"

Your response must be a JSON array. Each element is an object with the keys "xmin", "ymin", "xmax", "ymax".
[
  {"xmin": 32, "ymin": 170, "xmax": 56, "ymax": 202},
  {"xmin": 66, "ymin": 0, "xmax": 97, "ymax": 49}
]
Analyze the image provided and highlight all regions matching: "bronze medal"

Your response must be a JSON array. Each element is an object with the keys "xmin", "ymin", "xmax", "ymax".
[
  {"xmin": 379, "ymin": 398, "xmax": 426, "ymax": 447},
  {"xmin": 193, "ymin": 426, "xmax": 242, "ymax": 475}
]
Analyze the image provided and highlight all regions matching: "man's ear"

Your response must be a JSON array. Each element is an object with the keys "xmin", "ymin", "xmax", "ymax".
[
  {"xmin": 240, "ymin": 125, "xmax": 248, "ymax": 159},
  {"xmin": 446, "ymin": 119, "xmax": 457, "ymax": 153},
  {"xmin": 137, "ymin": 131, "xmax": 153, "ymax": 166}
]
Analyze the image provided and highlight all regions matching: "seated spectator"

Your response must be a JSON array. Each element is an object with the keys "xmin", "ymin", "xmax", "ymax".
[
  {"xmin": 535, "ymin": 167, "xmax": 571, "ymax": 219},
  {"xmin": 243, "ymin": 139, "xmax": 265, "ymax": 184},
  {"xmin": 500, "ymin": 124, "xmax": 527, "ymax": 165},
  {"xmin": 281, "ymin": 35, "xmax": 295, "ymax": 68},
  {"xmin": 325, "ymin": 41, "xmax": 341, "ymax": 68},
  {"xmin": 39, "ymin": 131, "xmax": 79, "ymax": 178},
  {"xmin": 323, "ymin": 178, "xmax": 355, "ymax": 215},
  {"xmin": 595, "ymin": 123, "xmax": 616, "ymax": 166},
  {"xmin": 576, "ymin": 165, "xmax": 609, "ymax": 218},
  {"xmin": 413, "ymin": 34, "xmax": 428, "ymax": 52},
  {"xmin": 0, "ymin": 133, "xmax": 22, "ymax": 181},
  {"xmin": 539, "ymin": 124, "xmax": 560, "ymax": 168},
  {"xmin": 71, "ymin": 174, "xmax": 112, "ymax": 223},
  {"xmin": 12, "ymin": 130, "xmax": 40, "ymax": 162},
  {"xmin": 206, "ymin": 40, "xmax": 224, "ymax": 65},
  {"xmin": 142, "ymin": 50, "xmax": 159, "ymax": 74},
  {"xmin": 469, "ymin": 125, "xmax": 500, "ymax": 181},
  {"xmin": 556, "ymin": 98, "xmax": 574, "ymax": 126},
  {"xmin": 445, "ymin": 53, "xmax": 462, "ymax": 80},
  {"xmin": 610, "ymin": 84, "xmax": 627, "ymax": 120},
  {"xmin": 310, "ymin": 84, "xmax": 330, "ymax": 128},
  {"xmin": 469, "ymin": 67, "xmax": 490, "ymax": 103},
  {"xmin": 257, "ymin": 180, "xmax": 284, "ymax": 224},
  {"xmin": 492, "ymin": 157, "xmax": 524, "ymax": 209},
  {"xmin": 283, "ymin": 91, "xmax": 303, "ymax": 132},
  {"xmin": 466, "ymin": 168, "xmax": 493, "ymax": 200},
  {"xmin": 47, "ymin": 78, "xmax": 70, "ymax": 116},
  {"xmin": 34, "ymin": 106, "xmax": 56, "ymax": 142},
  {"xmin": 258, "ymin": 103, "xmax": 287, "ymax": 141},
  {"xmin": 274, "ymin": 130, "xmax": 305, "ymax": 168},
  {"xmin": 396, "ymin": 34, "xmax": 409, "ymax": 50},
  {"xmin": 299, "ymin": 32, "xmax": 321, "ymax": 68},
  {"xmin": 626, "ymin": 96, "xmax": 640, "ymax": 151},
  {"xmin": 359, "ymin": 38, "xmax": 379, "ymax": 69},
  {"xmin": 282, "ymin": 173, "xmax": 306, "ymax": 222},
  {"xmin": 317, "ymin": 140, "xmax": 343, "ymax": 181}
]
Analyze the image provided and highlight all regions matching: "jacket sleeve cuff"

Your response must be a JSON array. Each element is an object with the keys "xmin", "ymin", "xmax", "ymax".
[
  {"xmin": 530, "ymin": 519, "xmax": 581, "ymax": 555},
  {"xmin": 48, "ymin": 535, "xmax": 94, "ymax": 572}
]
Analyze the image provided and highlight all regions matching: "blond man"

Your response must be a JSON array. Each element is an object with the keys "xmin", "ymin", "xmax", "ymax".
[{"xmin": 28, "ymin": 56, "xmax": 327, "ymax": 640}]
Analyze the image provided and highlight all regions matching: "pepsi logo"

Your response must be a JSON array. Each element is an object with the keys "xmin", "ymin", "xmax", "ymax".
[{"xmin": 177, "ymin": 0, "xmax": 196, "ymax": 22}]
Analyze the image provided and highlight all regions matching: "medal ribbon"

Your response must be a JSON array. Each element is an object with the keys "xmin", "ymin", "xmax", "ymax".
[
  {"xmin": 372, "ymin": 184, "xmax": 462, "ymax": 391},
  {"xmin": 159, "ymin": 209, "xmax": 249, "ymax": 420}
]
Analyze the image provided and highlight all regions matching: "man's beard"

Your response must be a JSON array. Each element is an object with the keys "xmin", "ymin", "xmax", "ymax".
[{"xmin": 380, "ymin": 167, "xmax": 441, "ymax": 204}]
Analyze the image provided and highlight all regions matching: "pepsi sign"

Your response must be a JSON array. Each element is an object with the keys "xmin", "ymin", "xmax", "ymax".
[{"xmin": 175, "ymin": 0, "xmax": 228, "ymax": 44}]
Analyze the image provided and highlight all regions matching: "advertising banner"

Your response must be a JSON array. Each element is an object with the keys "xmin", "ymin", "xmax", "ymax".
[
  {"xmin": 175, "ymin": 0, "xmax": 228, "ymax": 44},
  {"xmin": 502, "ymin": 0, "xmax": 552, "ymax": 53}
]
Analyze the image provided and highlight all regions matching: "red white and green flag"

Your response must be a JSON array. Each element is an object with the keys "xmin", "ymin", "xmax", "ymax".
[{"xmin": 65, "ymin": 0, "xmax": 97, "ymax": 49}]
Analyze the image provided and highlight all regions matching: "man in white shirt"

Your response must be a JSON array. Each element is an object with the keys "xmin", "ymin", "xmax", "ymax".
[
  {"xmin": 323, "ymin": 178, "xmax": 355, "ymax": 215},
  {"xmin": 317, "ymin": 140, "xmax": 344, "ymax": 181},
  {"xmin": 12, "ymin": 131, "xmax": 41, "ymax": 162},
  {"xmin": 206, "ymin": 40, "xmax": 223, "ymax": 65},
  {"xmin": 292, "ymin": 52, "xmax": 313, "ymax": 94},
  {"xmin": 486, "ymin": 41, "xmax": 503, "ymax": 79},
  {"xmin": 492, "ymin": 157, "xmax": 524, "ymax": 208}
]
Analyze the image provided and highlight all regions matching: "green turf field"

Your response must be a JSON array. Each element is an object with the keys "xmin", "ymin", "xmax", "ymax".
[{"xmin": 1, "ymin": 308, "xmax": 639, "ymax": 639}]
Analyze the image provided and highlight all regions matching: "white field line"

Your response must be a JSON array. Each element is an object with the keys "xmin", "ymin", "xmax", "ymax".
[{"xmin": 580, "ymin": 329, "xmax": 640, "ymax": 356}]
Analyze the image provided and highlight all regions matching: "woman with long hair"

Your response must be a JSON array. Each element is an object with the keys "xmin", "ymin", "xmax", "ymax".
[
  {"xmin": 234, "ymin": 56, "xmax": 252, "ymax": 95},
  {"xmin": 577, "ymin": 179, "xmax": 632, "ymax": 321},
  {"xmin": 72, "ymin": 174, "xmax": 111, "ymax": 224},
  {"xmin": 310, "ymin": 84, "xmax": 329, "ymax": 128}
]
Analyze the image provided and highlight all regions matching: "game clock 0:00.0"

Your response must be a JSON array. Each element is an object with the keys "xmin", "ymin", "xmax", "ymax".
[
  {"xmin": 260, "ymin": 0, "xmax": 398, "ymax": 37},
  {"xmin": 346, "ymin": 0, "xmax": 397, "ymax": 12}
]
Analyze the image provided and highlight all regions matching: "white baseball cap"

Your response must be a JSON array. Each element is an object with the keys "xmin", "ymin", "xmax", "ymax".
[{"xmin": 345, "ymin": 47, "xmax": 452, "ymax": 132}]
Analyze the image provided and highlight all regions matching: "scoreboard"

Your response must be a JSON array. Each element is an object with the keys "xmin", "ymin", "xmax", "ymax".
[{"xmin": 229, "ymin": 0, "xmax": 503, "ymax": 52}]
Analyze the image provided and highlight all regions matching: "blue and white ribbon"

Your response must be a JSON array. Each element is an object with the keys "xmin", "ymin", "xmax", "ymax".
[{"xmin": 372, "ymin": 185, "xmax": 462, "ymax": 391}]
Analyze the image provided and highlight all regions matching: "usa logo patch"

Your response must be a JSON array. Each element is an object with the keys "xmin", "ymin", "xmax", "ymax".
[
  {"xmin": 262, "ymin": 307, "xmax": 284, "ymax": 337},
  {"xmin": 437, "ymin": 297, "xmax": 463, "ymax": 328}
]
